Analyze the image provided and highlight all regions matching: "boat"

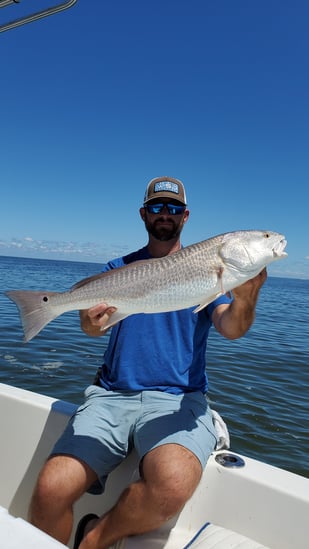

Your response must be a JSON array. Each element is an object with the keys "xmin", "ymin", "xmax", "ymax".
[
  {"xmin": 1, "ymin": 2, "xmax": 307, "ymax": 546},
  {"xmin": 0, "ymin": 381, "xmax": 308, "ymax": 548}
]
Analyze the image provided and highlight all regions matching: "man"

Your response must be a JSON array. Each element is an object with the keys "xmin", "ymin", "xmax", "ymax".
[{"xmin": 29, "ymin": 176, "xmax": 267, "ymax": 549}]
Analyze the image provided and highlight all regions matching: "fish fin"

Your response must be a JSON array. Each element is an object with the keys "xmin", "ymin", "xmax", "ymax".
[
  {"xmin": 70, "ymin": 264, "xmax": 135, "ymax": 292},
  {"xmin": 193, "ymin": 292, "xmax": 223, "ymax": 313},
  {"xmin": 5, "ymin": 290, "xmax": 58, "ymax": 342},
  {"xmin": 70, "ymin": 271, "xmax": 109, "ymax": 291},
  {"xmin": 218, "ymin": 266, "xmax": 225, "ymax": 294},
  {"xmin": 194, "ymin": 267, "xmax": 225, "ymax": 313},
  {"xmin": 101, "ymin": 311, "xmax": 130, "ymax": 331}
]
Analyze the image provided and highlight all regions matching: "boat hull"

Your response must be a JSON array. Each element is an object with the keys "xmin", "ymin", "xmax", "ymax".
[{"xmin": 0, "ymin": 383, "xmax": 308, "ymax": 548}]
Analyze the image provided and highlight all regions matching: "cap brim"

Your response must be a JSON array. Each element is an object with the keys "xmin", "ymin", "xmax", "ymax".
[{"xmin": 144, "ymin": 193, "xmax": 186, "ymax": 205}]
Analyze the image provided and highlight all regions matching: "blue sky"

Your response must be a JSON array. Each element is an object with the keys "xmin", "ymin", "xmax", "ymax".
[{"xmin": 0, "ymin": 0, "xmax": 308, "ymax": 278}]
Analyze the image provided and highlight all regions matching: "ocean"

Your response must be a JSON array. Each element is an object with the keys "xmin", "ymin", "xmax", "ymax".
[{"xmin": 0, "ymin": 255, "xmax": 308, "ymax": 479}]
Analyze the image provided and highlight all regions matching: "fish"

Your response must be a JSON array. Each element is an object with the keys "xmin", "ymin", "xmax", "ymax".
[{"xmin": 6, "ymin": 230, "xmax": 287, "ymax": 342}]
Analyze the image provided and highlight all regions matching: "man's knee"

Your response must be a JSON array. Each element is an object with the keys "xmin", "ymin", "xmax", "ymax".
[
  {"xmin": 28, "ymin": 455, "xmax": 90, "ymax": 543},
  {"xmin": 30, "ymin": 454, "xmax": 97, "ymax": 513},
  {"xmin": 29, "ymin": 459, "xmax": 67, "ymax": 523},
  {"xmin": 142, "ymin": 444, "xmax": 202, "ymax": 520}
]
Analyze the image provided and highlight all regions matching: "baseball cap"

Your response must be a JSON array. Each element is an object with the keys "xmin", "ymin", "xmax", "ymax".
[{"xmin": 143, "ymin": 176, "xmax": 187, "ymax": 206}]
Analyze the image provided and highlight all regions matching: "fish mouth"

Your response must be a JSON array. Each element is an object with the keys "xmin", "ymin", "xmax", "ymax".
[{"xmin": 273, "ymin": 237, "xmax": 288, "ymax": 258}]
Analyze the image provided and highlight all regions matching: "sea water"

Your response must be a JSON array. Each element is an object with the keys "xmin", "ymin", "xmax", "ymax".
[{"xmin": 0, "ymin": 255, "xmax": 308, "ymax": 478}]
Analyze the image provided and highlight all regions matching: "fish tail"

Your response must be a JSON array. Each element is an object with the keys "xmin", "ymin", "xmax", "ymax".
[{"xmin": 5, "ymin": 290, "xmax": 58, "ymax": 342}]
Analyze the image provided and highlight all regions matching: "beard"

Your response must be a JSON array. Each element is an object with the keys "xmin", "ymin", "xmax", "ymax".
[{"xmin": 144, "ymin": 216, "xmax": 183, "ymax": 241}]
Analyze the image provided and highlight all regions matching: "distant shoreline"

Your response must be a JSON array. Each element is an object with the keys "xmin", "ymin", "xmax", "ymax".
[{"xmin": 1, "ymin": 254, "xmax": 308, "ymax": 281}]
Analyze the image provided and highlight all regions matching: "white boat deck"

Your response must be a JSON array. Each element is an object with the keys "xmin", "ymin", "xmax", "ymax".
[
  {"xmin": 0, "ymin": 505, "xmax": 66, "ymax": 548},
  {"xmin": 0, "ymin": 383, "xmax": 308, "ymax": 548}
]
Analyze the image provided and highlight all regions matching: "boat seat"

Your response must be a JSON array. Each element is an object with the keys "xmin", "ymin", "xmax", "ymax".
[
  {"xmin": 122, "ymin": 520, "xmax": 270, "ymax": 548},
  {"xmin": 182, "ymin": 522, "xmax": 270, "ymax": 548}
]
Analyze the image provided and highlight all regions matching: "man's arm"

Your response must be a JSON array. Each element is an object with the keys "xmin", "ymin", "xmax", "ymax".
[{"xmin": 212, "ymin": 268, "xmax": 267, "ymax": 340}]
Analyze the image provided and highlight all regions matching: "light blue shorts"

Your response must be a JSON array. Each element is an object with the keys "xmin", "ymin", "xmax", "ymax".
[{"xmin": 51, "ymin": 386, "xmax": 217, "ymax": 494}]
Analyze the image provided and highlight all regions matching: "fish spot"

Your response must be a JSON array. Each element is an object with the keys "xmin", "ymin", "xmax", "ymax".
[{"xmin": 43, "ymin": 296, "xmax": 49, "ymax": 302}]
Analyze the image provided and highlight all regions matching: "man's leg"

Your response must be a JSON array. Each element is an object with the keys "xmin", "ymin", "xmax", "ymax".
[
  {"xmin": 29, "ymin": 454, "xmax": 98, "ymax": 544},
  {"xmin": 79, "ymin": 443, "xmax": 202, "ymax": 549},
  {"xmin": 29, "ymin": 386, "xmax": 139, "ymax": 544}
]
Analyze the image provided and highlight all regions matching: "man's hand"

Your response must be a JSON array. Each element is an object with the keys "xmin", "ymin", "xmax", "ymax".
[
  {"xmin": 80, "ymin": 303, "xmax": 117, "ymax": 336},
  {"xmin": 232, "ymin": 267, "xmax": 267, "ymax": 301}
]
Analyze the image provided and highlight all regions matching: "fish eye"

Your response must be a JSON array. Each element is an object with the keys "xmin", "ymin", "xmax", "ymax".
[
  {"xmin": 264, "ymin": 232, "xmax": 270, "ymax": 238},
  {"xmin": 43, "ymin": 296, "xmax": 49, "ymax": 302}
]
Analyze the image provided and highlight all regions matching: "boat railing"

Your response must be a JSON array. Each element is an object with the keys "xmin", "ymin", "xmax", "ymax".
[{"xmin": 0, "ymin": 0, "xmax": 77, "ymax": 33}]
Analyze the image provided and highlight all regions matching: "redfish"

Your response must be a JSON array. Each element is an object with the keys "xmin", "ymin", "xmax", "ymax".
[{"xmin": 6, "ymin": 230, "xmax": 287, "ymax": 342}]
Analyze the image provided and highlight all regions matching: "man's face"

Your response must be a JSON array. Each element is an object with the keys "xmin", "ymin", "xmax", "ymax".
[{"xmin": 141, "ymin": 200, "xmax": 189, "ymax": 241}]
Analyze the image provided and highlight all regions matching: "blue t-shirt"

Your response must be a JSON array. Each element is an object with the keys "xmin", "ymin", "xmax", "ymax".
[{"xmin": 98, "ymin": 246, "xmax": 231, "ymax": 394}]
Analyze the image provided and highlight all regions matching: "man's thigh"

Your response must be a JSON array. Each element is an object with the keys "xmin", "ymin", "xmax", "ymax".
[
  {"xmin": 134, "ymin": 390, "xmax": 217, "ymax": 468},
  {"xmin": 51, "ymin": 386, "xmax": 142, "ymax": 493}
]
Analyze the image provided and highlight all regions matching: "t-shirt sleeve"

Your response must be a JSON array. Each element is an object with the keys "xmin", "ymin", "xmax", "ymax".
[
  {"xmin": 101, "ymin": 247, "xmax": 148, "ymax": 273},
  {"xmin": 206, "ymin": 292, "xmax": 232, "ymax": 318},
  {"xmin": 101, "ymin": 257, "xmax": 125, "ymax": 273}
]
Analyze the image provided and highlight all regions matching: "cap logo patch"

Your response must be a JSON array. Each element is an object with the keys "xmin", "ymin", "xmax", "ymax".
[{"xmin": 154, "ymin": 181, "xmax": 179, "ymax": 195}]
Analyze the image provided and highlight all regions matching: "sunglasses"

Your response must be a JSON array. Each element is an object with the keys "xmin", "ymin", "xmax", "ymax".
[{"xmin": 145, "ymin": 203, "xmax": 186, "ymax": 215}]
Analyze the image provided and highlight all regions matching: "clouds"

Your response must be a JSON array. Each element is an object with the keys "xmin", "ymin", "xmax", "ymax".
[
  {"xmin": 269, "ymin": 256, "xmax": 309, "ymax": 280},
  {"xmin": 0, "ymin": 237, "xmax": 129, "ymax": 263},
  {"xmin": 0, "ymin": 236, "xmax": 308, "ymax": 279}
]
